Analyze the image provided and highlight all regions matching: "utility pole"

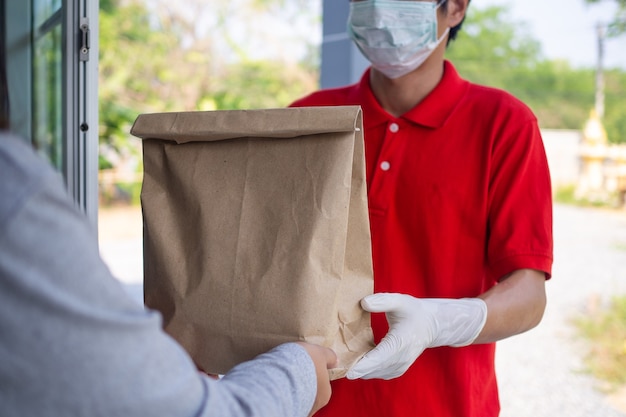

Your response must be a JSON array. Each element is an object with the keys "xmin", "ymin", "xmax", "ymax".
[{"xmin": 595, "ymin": 22, "xmax": 606, "ymax": 119}]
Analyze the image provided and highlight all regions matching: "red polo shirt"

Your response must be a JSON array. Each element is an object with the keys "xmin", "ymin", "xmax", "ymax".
[{"xmin": 291, "ymin": 61, "xmax": 553, "ymax": 417}]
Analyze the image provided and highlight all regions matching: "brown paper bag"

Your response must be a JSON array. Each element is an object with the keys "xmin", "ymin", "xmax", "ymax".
[{"xmin": 130, "ymin": 106, "xmax": 374, "ymax": 379}]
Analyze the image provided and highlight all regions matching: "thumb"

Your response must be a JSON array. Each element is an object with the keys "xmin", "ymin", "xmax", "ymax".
[
  {"xmin": 346, "ymin": 331, "xmax": 401, "ymax": 379},
  {"xmin": 360, "ymin": 293, "xmax": 406, "ymax": 313},
  {"xmin": 323, "ymin": 346, "xmax": 338, "ymax": 369}
]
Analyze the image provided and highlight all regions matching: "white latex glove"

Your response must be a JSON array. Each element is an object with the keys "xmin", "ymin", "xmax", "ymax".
[{"xmin": 346, "ymin": 293, "xmax": 487, "ymax": 380}]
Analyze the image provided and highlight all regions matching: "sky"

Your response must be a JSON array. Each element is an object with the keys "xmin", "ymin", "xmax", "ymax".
[
  {"xmin": 478, "ymin": 0, "xmax": 626, "ymax": 69},
  {"xmin": 150, "ymin": 0, "xmax": 625, "ymax": 70}
]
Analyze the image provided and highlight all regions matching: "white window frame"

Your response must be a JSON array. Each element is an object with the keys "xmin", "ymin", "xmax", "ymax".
[{"xmin": 67, "ymin": 0, "xmax": 99, "ymax": 230}]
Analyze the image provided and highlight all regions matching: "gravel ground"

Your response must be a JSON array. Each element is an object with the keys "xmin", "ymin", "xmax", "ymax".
[
  {"xmin": 99, "ymin": 203, "xmax": 626, "ymax": 415},
  {"xmin": 497, "ymin": 204, "xmax": 626, "ymax": 417}
]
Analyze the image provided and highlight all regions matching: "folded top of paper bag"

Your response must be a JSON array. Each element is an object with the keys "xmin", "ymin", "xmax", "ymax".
[{"xmin": 131, "ymin": 106, "xmax": 363, "ymax": 143}]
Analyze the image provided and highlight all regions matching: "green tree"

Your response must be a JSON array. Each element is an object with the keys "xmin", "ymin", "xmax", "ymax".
[
  {"xmin": 446, "ymin": 6, "xmax": 543, "ymax": 87},
  {"xmin": 98, "ymin": 0, "xmax": 319, "ymax": 168},
  {"xmin": 447, "ymin": 4, "xmax": 626, "ymax": 143},
  {"xmin": 99, "ymin": 0, "xmax": 180, "ymax": 167},
  {"xmin": 585, "ymin": 0, "xmax": 626, "ymax": 35},
  {"xmin": 448, "ymin": 6, "xmax": 594, "ymax": 130}
]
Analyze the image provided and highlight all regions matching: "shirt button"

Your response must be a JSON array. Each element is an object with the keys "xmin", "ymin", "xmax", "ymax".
[
  {"xmin": 389, "ymin": 123, "xmax": 399, "ymax": 133},
  {"xmin": 380, "ymin": 161, "xmax": 391, "ymax": 171}
]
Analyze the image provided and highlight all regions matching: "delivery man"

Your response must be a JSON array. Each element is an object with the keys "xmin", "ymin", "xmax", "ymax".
[{"xmin": 291, "ymin": 0, "xmax": 553, "ymax": 415}]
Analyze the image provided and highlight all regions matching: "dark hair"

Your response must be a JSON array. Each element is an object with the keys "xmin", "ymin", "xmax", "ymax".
[
  {"xmin": 442, "ymin": 0, "xmax": 469, "ymax": 46},
  {"xmin": 0, "ymin": 29, "xmax": 9, "ymax": 131}
]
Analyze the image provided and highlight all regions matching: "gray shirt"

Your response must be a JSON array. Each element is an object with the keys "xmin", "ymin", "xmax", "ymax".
[{"xmin": 0, "ymin": 133, "xmax": 316, "ymax": 417}]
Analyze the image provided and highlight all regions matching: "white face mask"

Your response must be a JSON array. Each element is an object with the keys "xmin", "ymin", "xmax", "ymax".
[{"xmin": 348, "ymin": 0, "xmax": 450, "ymax": 79}]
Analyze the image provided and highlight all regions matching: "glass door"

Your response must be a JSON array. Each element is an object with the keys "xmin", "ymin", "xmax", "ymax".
[
  {"xmin": 3, "ymin": 0, "xmax": 99, "ymax": 228},
  {"xmin": 32, "ymin": 0, "xmax": 63, "ymax": 170}
]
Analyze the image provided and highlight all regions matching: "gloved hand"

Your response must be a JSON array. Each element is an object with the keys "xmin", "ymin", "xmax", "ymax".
[{"xmin": 346, "ymin": 293, "xmax": 488, "ymax": 380}]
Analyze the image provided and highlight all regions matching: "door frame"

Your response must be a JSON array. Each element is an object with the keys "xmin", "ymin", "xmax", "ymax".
[{"xmin": 3, "ymin": 0, "xmax": 99, "ymax": 229}]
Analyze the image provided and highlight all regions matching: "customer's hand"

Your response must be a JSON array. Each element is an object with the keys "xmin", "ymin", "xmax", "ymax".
[{"xmin": 295, "ymin": 342, "xmax": 337, "ymax": 416}]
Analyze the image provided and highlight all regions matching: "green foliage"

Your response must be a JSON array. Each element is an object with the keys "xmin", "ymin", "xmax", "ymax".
[
  {"xmin": 117, "ymin": 181, "xmax": 143, "ymax": 206},
  {"xmin": 554, "ymin": 185, "xmax": 617, "ymax": 208},
  {"xmin": 98, "ymin": 0, "xmax": 319, "ymax": 170},
  {"xmin": 604, "ymin": 69, "xmax": 626, "ymax": 143},
  {"xmin": 98, "ymin": 1, "xmax": 626, "ymax": 174},
  {"xmin": 98, "ymin": 0, "xmax": 174, "ymax": 168},
  {"xmin": 448, "ymin": 5, "xmax": 626, "ymax": 144},
  {"xmin": 585, "ymin": 0, "xmax": 626, "ymax": 36},
  {"xmin": 99, "ymin": 181, "xmax": 142, "ymax": 206},
  {"xmin": 554, "ymin": 185, "xmax": 580, "ymax": 205},
  {"xmin": 575, "ymin": 295, "xmax": 626, "ymax": 389},
  {"xmin": 447, "ymin": 6, "xmax": 543, "ymax": 79},
  {"xmin": 212, "ymin": 60, "xmax": 317, "ymax": 110},
  {"xmin": 99, "ymin": 154, "xmax": 114, "ymax": 170}
]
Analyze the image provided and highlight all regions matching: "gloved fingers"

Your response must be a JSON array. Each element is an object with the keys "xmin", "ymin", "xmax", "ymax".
[
  {"xmin": 348, "ymin": 359, "xmax": 409, "ymax": 380},
  {"xmin": 360, "ymin": 292, "xmax": 410, "ymax": 313},
  {"xmin": 346, "ymin": 332, "xmax": 411, "ymax": 380}
]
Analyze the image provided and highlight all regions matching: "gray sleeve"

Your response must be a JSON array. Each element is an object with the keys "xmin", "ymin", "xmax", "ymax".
[{"xmin": 0, "ymin": 135, "xmax": 316, "ymax": 417}]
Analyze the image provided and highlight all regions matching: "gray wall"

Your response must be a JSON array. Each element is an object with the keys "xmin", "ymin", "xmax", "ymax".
[{"xmin": 321, "ymin": 0, "xmax": 368, "ymax": 88}]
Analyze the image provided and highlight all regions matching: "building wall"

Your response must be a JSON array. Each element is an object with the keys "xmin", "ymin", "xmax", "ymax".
[{"xmin": 541, "ymin": 129, "xmax": 583, "ymax": 189}]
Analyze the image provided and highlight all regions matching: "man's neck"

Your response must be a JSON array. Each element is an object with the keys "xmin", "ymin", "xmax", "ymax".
[{"xmin": 369, "ymin": 55, "xmax": 446, "ymax": 118}]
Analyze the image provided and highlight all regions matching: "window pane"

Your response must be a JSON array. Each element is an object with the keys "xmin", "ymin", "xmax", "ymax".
[
  {"xmin": 32, "ymin": 24, "xmax": 63, "ymax": 170},
  {"xmin": 34, "ymin": 0, "xmax": 62, "ymax": 27}
]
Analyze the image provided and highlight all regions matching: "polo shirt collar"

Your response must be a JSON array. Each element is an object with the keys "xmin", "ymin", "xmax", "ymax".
[{"xmin": 356, "ymin": 60, "xmax": 469, "ymax": 129}]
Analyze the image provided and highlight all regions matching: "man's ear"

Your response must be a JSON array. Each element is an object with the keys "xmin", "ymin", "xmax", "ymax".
[{"xmin": 445, "ymin": 0, "xmax": 469, "ymax": 28}]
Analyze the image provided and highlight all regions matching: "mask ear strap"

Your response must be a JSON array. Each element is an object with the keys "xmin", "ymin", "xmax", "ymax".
[
  {"xmin": 428, "ymin": 27, "xmax": 450, "ymax": 50},
  {"xmin": 435, "ymin": 0, "xmax": 447, "ymax": 9}
]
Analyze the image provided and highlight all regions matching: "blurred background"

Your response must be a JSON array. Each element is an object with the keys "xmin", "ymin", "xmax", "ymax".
[
  {"xmin": 92, "ymin": 0, "xmax": 626, "ymax": 415},
  {"xmin": 2, "ymin": 0, "xmax": 624, "ymax": 414},
  {"xmin": 98, "ymin": 0, "xmax": 626, "ymax": 208}
]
